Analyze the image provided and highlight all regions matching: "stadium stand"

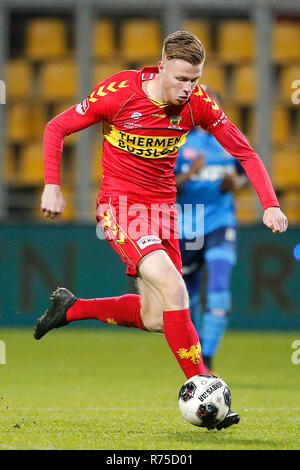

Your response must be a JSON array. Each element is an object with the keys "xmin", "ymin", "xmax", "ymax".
[
  {"xmin": 272, "ymin": 144, "xmax": 300, "ymax": 189},
  {"xmin": 2, "ymin": 146, "xmax": 16, "ymax": 185},
  {"xmin": 231, "ymin": 64, "xmax": 256, "ymax": 105},
  {"xmin": 183, "ymin": 19, "xmax": 212, "ymax": 55},
  {"xmin": 5, "ymin": 59, "xmax": 33, "ymax": 99},
  {"xmin": 222, "ymin": 105, "xmax": 241, "ymax": 129},
  {"xmin": 247, "ymin": 106, "xmax": 290, "ymax": 147},
  {"xmin": 93, "ymin": 19, "xmax": 116, "ymax": 59},
  {"xmin": 281, "ymin": 190, "xmax": 300, "ymax": 223},
  {"xmin": 272, "ymin": 21, "xmax": 300, "ymax": 63},
  {"xmin": 93, "ymin": 60, "xmax": 127, "ymax": 86},
  {"xmin": 235, "ymin": 187, "xmax": 257, "ymax": 223},
  {"xmin": 19, "ymin": 140, "xmax": 44, "ymax": 186},
  {"xmin": 200, "ymin": 62, "xmax": 226, "ymax": 96},
  {"xmin": 217, "ymin": 20, "xmax": 254, "ymax": 63},
  {"xmin": 40, "ymin": 59, "xmax": 76, "ymax": 101},
  {"xmin": 271, "ymin": 106, "xmax": 290, "ymax": 147},
  {"xmin": 8, "ymin": 103, "xmax": 47, "ymax": 142},
  {"xmin": 279, "ymin": 65, "xmax": 300, "ymax": 103},
  {"xmin": 120, "ymin": 18, "xmax": 161, "ymax": 61}
]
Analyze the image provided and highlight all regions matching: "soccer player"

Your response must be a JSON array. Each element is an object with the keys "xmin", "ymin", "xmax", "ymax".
[
  {"xmin": 175, "ymin": 87, "xmax": 248, "ymax": 373},
  {"xmin": 34, "ymin": 31, "xmax": 288, "ymax": 431}
]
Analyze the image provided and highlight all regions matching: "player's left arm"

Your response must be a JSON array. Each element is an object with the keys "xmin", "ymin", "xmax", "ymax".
[
  {"xmin": 194, "ymin": 90, "xmax": 288, "ymax": 233},
  {"xmin": 215, "ymin": 123, "xmax": 288, "ymax": 233}
]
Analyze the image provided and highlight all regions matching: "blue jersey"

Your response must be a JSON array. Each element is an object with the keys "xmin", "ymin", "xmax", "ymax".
[{"xmin": 175, "ymin": 128, "xmax": 243, "ymax": 239}]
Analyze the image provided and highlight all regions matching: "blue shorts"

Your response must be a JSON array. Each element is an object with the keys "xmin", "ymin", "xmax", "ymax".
[{"xmin": 180, "ymin": 226, "xmax": 237, "ymax": 278}]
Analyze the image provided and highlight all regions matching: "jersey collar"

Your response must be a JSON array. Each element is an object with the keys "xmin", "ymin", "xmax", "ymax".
[{"xmin": 132, "ymin": 66, "xmax": 169, "ymax": 108}]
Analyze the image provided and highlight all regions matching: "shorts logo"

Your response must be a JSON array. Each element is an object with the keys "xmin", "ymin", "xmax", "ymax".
[
  {"xmin": 177, "ymin": 342, "xmax": 202, "ymax": 364},
  {"xmin": 76, "ymin": 98, "xmax": 90, "ymax": 115},
  {"xmin": 137, "ymin": 235, "xmax": 161, "ymax": 249}
]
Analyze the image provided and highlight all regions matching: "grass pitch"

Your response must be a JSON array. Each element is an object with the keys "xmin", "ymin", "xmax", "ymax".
[{"xmin": 0, "ymin": 326, "xmax": 299, "ymax": 450}]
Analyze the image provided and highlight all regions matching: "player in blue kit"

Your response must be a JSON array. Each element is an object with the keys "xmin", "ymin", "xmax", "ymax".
[{"xmin": 175, "ymin": 89, "xmax": 248, "ymax": 372}]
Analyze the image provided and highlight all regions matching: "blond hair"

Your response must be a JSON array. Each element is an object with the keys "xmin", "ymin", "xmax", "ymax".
[{"xmin": 162, "ymin": 30, "xmax": 205, "ymax": 65}]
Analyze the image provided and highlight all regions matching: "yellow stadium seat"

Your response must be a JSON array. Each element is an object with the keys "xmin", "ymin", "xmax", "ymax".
[
  {"xmin": 7, "ymin": 103, "xmax": 47, "ymax": 142},
  {"xmin": 272, "ymin": 106, "xmax": 290, "ymax": 146},
  {"xmin": 222, "ymin": 104, "xmax": 241, "ymax": 128},
  {"xmin": 120, "ymin": 19, "xmax": 161, "ymax": 61},
  {"xmin": 232, "ymin": 65, "xmax": 256, "ymax": 104},
  {"xmin": 272, "ymin": 21, "xmax": 300, "ymax": 63},
  {"xmin": 272, "ymin": 145, "xmax": 300, "ymax": 188},
  {"xmin": 183, "ymin": 19, "xmax": 211, "ymax": 55},
  {"xmin": 5, "ymin": 59, "xmax": 33, "ymax": 99},
  {"xmin": 93, "ymin": 19, "xmax": 116, "ymax": 59},
  {"xmin": 248, "ymin": 106, "xmax": 290, "ymax": 146},
  {"xmin": 40, "ymin": 60, "xmax": 76, "ymax": 100},
  {"xmin": 93, "ymin": 60, "xmax": 127, "ymax": 86},
  {"xmin": 235, "ymin": 187, "xmax": 257, "ymax": 223},
  {"xmin": 25, "ymin": 18, "xmax": 68, "ymax": 60},
  {"xmin": 2, "ymin": 146, "xmax": 16, "ymax": 184},
  {"xmin": 200, "ymin": 63, "xmax": 226, "ymax": 96},
  {"xmin": 217, "ymin": 20, "xmax": 254, "ymax": 63},
  {"xmin": 279, "ymin": 65, "xmax": 300, "ymax": 103},
  {"xmin": 60, "ymin": 186, "xmax": 75, "ymax": 220},
  {"xmin": 19, "ymin": 140, "xmax": 44, "ymax": 186}
]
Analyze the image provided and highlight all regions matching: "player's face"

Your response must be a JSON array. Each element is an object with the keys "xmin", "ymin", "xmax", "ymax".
[{"xmin": 158, "ymin": 58, "xmax": 204, "ymax": 105}]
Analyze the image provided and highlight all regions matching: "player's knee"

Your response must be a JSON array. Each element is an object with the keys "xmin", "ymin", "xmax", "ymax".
[
  {"xmin": 141, "ymin": 307, "xmax": 164, "ymax": 333},
  {"xmin": 159, "ymin": 275, "xmax": 189, "ymax": 310}
]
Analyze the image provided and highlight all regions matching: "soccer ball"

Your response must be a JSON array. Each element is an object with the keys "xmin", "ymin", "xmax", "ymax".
[{"xmin": 178, "ymin": 374, "xmax": 231, "ymax": 428}]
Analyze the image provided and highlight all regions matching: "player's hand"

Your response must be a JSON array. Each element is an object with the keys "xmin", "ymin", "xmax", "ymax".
[
  {"xmin": 220, "ymin": 173, "xmax": 247, "ymax": 193},
  {"xmin": 190, "ymin": 156, "xmax": 205, "ymax": 175},
  {"xmin": 41, "ymin": 184, "xmax": 66, "ymax": 219},
  {"xmin": 263, "ymin": 206, "xmax": 288, "ymax": 233},
  {"xmin": 220, "ymin": 173, "xmax": 235, "ymax": 193}
]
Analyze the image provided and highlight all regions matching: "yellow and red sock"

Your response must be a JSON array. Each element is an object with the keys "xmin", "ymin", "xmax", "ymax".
[
  {"xmin": 66, "ymin": 294, "xmax": 146, "ymax": 330},
  {"xmin": 163, "ymin": 308, "xmax": 205, "ymax": 379}
]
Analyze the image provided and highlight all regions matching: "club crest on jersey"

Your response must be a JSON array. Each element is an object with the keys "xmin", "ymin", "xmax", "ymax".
[
  {"xmin": 76, "ymin": 98, "xmax": 89, "ymax": 115},
  {"xmin": 168, "ymin": 115, "xmax": 182, "ymax": 130}
]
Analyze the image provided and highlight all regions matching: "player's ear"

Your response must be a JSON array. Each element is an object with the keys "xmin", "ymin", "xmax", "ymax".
[{"xmin": 158, "ymin": 60, "xmax": 165, "ymax": 74}]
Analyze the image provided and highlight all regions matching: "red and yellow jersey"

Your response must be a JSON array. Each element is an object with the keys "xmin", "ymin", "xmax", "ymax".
[
  {"xmin": 82, "ymin": 67, "xmax": 229, "ymax": 202},
  {"xmin": 44, "ymin": 66, "xmax": 279, "ymax": 209}
]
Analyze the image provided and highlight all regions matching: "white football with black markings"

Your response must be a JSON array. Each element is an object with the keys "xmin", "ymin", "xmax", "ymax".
[{"xmin": 178, "ymin": 374, "xmax": 231, "ymax": 428}]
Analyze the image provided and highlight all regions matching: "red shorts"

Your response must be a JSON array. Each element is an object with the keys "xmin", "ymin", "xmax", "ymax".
[{"xmin": 96, "ymin": 193, "xmax": 182, "ymax": 277}]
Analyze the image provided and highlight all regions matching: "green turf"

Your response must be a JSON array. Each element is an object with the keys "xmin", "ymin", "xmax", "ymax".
[{"xmin": 0, "ymin": 327, "xmax": 299, "ymax": 450}]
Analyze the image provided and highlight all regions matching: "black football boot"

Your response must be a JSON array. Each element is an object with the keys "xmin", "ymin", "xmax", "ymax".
[{"xmin": 33, "ymin": 287, "xmax": 77, "ymax": 340}]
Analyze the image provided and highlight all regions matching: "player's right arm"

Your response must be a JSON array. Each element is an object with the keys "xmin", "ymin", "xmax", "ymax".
[
  {"xmin": 41, "ymin": 80, "xmax": 112, "ymax": 219},
  {"xmin": 175, "ymin": 156, "xmax": 205, "ymax": 189}
]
